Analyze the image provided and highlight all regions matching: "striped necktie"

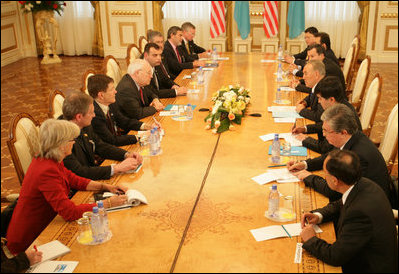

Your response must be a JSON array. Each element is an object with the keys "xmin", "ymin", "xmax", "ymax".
[{"xmin": 139, "ymin": 87, "xmax": 145, "ymax": 105}]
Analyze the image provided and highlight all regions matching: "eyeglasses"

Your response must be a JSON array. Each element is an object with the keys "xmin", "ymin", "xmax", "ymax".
[{"xmin": 322, "ymin": 127, "xmax": 336, "ymax": 134}]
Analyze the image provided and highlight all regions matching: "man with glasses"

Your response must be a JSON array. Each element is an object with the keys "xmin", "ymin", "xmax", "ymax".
[
  {"xmin": 287, "ymin": 103, "xmax": 394, "ymax": 207},
  {"xmin": 116, "ymin": 59, "xmax": 164, "ymax": 120},
  {"xmin": 179, "ymin": 22, "xmax": 210, "ymax": 61}
]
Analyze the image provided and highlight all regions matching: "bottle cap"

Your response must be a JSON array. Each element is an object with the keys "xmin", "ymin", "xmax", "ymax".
[
  {"xmin": 272, "ymin": 184, "xmax": 277, "ymax": 190},
  {"xmin": 274, "ymin": 133, "xmax": 279, "ymax": 138},
  {"xmin": 187, "ymin": 103, "xmax": 191, "ymax": 106},
  {"xmin": 97, "ymin": 201, "xmax": 104, "ymax": 208},
  {"xmin": 93, "ymin": 206, "xmax": 98, "ymax": 213}
]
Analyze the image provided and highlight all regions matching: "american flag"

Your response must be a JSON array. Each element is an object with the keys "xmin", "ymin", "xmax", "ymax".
[
  {"xmin": 210, "ymin": 1, "xmax": 225, "ymax": 38},
  {"xmin": 263, "ymin": 1, "xmax": 279, "ymax": 38}
]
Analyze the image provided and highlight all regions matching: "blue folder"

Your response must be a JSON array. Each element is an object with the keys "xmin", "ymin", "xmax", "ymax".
[
  {"xmin": 164, "ymin": 104, "xmax": 197, "ymax": 111},
  {"xmin": 268, "ymin": 145, "xmax": 307, "ymax": 156}
]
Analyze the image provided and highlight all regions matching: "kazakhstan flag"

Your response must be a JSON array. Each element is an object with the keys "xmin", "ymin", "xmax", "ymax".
[
  {"xmin": 234, "ymin": 1, "xmax": 250, "ymax": 40},
  {"xmin": 287, "ymin": 1, "xmax": 305, "ymax": 39}
]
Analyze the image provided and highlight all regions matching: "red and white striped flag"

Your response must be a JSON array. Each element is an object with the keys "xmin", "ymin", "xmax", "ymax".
[
  {"xmin": 263, "ymin": 1, "xmax": 279, "ymax": 38},
  {"xmin": 210, "ymin": 1, "xmax": 226, "ymax": 38}
]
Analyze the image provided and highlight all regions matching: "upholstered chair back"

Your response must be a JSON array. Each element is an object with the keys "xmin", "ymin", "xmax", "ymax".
[
  {"xmin": 359, "ymin": 74, "xmax": 382, "ymax": 137},
  {"xmin": 350, "ymin": 56, "xmax": 370, "ymax": 111},
  {"xmin": 48, "ymin": 89, "xmax": 65, "ymax": 119},
  {"xmin": 103, "ymin": 55, "xmax": 122, "ymax": 86},
  {"xmin": 126, "ymin": 44, "xmax": 141, "ymax": 67},
  {"xmin": 139, "ymin": 36, "xmax": 148, "ymax": 52},
  {"xmin": 343, "ymin": 44, "xmax": 355, "ymax": 84},
  {"xmin": 81, "ymin": 69, "xmax": 97, "ymax": 95},
  {"xmin": 379, "ymin": 104, "xmax": 398, "ymax": 172}
]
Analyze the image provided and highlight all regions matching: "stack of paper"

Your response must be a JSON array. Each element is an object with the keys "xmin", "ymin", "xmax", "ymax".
[
  {"xmin": 250, "ymin": 223, "xmax": 322, "ymax": 242},
  {"xmin": 274, "ymin": 117, "xmax": 296, "ymax": 123},
  {"xmin": 261, "ymin": 59, "xmax": 276, "ymax": 63},
  {"xmin": 252, "ymin": 168, "xmax": 300, "ymax": 185}
]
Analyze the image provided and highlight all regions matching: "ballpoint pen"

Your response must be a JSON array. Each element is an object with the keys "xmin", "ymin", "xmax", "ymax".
[
  {"xmin": 281, "ymin": 225, "xmax": 292, "ymax": 239},
  {"xmin": 302, "ymin": 209, "xmax": 309, "ymax": 225}
]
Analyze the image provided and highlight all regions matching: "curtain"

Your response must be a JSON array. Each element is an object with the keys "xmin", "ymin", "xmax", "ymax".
[
  {"xmin": 90, "ymin": 1, "xmax": 104, "ymax": 57},
  {"xmin": 356, "ymin": 1, "xmax": 369, "ymax": 60},
  {"xmin": 54, "ymin": 1, "xmax": 95, "ymax": 56},
  {"xmin": 305, "ymin": 1, "xmax": 361, "ymax": 58},
  {"xmin": 162, "ymin": 1, "xmax": 212, "ymax": 50},
  {"xmin": 153, "ymin": 1, "xmax": 166, "ymax": 35}
]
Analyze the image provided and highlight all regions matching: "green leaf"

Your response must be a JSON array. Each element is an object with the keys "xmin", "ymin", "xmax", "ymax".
[
  {"xmin": 217, "ymin": 118, "xmax": 230, "ymax": 133},
  {"xmin": 233, "ymin": 114, "xmax": 242, "ymax": 125}
]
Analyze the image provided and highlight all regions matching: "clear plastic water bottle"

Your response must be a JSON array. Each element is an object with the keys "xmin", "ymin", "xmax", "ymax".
[
  {"xmin": 97, "ymin": 201, "xmax": 110, "ymax": 240},
  {"xmin": 278, "ymin": 45, "xmax": 283, "ymax": 60},
  {"xmin": 186, "ymin": 104, "xmax": 193, "ymax": 120},
  {"xmin": 271, "ymin": 133, "xmax": 281, "ymax": 164},
  {"xmin": 277, "ymin": 63, "xmax": 283, "ymax": 82},
  {"xmin": 154, "ymin": 126, "xmax": 161, "ymax": 154},
  {"xmin": 149, "ymin": 128, "xmax": 158, "ymax": 156},
  {"xmin": 275, "ymin": 87, "xmax": 282, "ymax": 104},
  {"xmin": 197, "ymin": 67, "xmax": 204, "ymax": 84},
  {"xmin": 267, "ymin": 184, "xmax": 280, "ymax": 218},
  {"xmin": 212, "ymin": 47, "xmax": 218, "ymax": 61},
  {"xmin": 90, "ymin": 206, "xmax": 103, "ymax": 243}
]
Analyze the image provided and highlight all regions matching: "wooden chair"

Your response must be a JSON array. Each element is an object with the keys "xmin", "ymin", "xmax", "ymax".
[
  {"xmin": 103, "ymin": 55, "xmax": 122, "ymax": 86},
  {"xmin": 48, "ymin": 89, "xmax": 66, "ymax": 119},
  {"xmin": 349, "ymin": 56, "xmax": 371, "ymax": 112},
  {"xmin": 80, "ymin": 69, "xmax": 97, "ymax": 95},
  {"xmin": 345, "ymin": 35, "xmax": 361, "ymax": 93},
  {"xmin": 7, "ymin": 113, "xmax": 40, "ymax": 185},
  {"xmin": 342, "ymin": 44, "xmax": 355, "ymax": 90},
  {"xmin": 125, "ymin": 44, "xmax": 142, "ymax": 67},
  {"xmin": 376, "ymin": 104, "xmax": 398, "ymax": 174},
  {"xmin": 359, "ymin": 74, "xmax": 382, "ymax": 137},
  {"xmin": 138, "ymin": 36, "xmax": 148, "ymax": 53}
]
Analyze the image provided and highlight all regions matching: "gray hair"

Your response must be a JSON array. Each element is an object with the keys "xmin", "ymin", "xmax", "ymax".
[
  {"xmin": 307, "ymin": 60, "xmax": 326, "ymax": 77},
  {"xmin": 37, "ymin": 119, "xmax": 80, "ymax": 161},
  {"xmin": 127, "ymin": 59, "xmax": 150, "ymax": 75},
  {"xmin": 62, "ymin": 91, "xmax": 93, "ymax": 121},
  {"xmin": 321, "ymin": 103, "xmax": 359, "ymax": 134},
  {"xmin": 147, "ymin": 30, "xmax": 163, "ymax": 42}
]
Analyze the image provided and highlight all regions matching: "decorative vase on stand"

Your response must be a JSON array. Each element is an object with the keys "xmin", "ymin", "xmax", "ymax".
[{"xmin": 33, "ymin": 10, "xmax": 62, "ymax": 64}]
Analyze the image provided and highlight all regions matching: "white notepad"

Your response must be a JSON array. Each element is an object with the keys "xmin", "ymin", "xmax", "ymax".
[
  {"xmin": 250, "ymin": 223, "xmax": 322, "ymax": 242},
  {"xmin": 27, "ymin": 261, "xmax": 78, "ymax": 273},
  {"xmin": 29, "ymin": 240, "xmax": 70, "ymax": 269}
]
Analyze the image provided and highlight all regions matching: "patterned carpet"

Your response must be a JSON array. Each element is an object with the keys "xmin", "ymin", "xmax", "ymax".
[{"xmin": 1, "ymin": 56, "xmax": 398, "ymax": 209}]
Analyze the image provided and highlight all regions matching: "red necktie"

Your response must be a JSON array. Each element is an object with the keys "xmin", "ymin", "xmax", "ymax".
[
  {"xmin": 175, "ymin": 47, "xmax": 182, "ymax": 63},
  {"xmin": 139, "ymin": 87, "xmax": 145, "ymax": 105},
  {"xmin": 106, "ymin": 111, "xmax": 116, "ymax": 135}
]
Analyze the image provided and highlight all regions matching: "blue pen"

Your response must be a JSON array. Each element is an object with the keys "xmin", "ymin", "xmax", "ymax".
[{"xmin": 281, "ymin": 225, "xmax": 292, "ymax": 239}]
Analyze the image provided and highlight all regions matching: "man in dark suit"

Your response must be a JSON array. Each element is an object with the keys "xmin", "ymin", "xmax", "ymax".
[
  {"xmin": 315, "ymin": 32, "xmax": 339, "ymax": 65},
  {"xmin": 162, "ymin": 26, "xmax": 205, "ymax": 80},
  {"xmin": 294, "ymin": 60, "xmax": 325, "ymax": 122},
  {"xmin": 179, "ymin": 22, "xmax": 210, "ymax": 61},
  {"xmin": 300, "ymin": 149, "xmax": 397, "ymax": 273},
  {"xmin": 61, "ymin": 91, "xmax": 143, "ymax": 180},
  {"xmin": 143, "ymin": 42, "xmax": 187, "ymax": 98},
  {"xmin": 116, "ymin": 59, "xmax": 164, "ymax": 120},
  {"xmin": 288, "ymin": 103, "xmax": 395, "ymax": 207},
  {"xmin": 87, "ymin": 74, "xmax": 155, "ymax": 146},
  {"xmin": 291, "ymin": 44, "xmax": 346, "ymax": 96},
  {"xmin": 292, "ymin": 76, "xmax": 361, "ymax": 154},
  {"xmin": 284, "ymin": 26, "xmax": 318, "ymax": 64}
]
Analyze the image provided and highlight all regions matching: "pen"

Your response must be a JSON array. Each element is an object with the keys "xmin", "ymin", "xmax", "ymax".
[
  {"xmin": 34, "ymin": 245, "xmax": 38, "ymax": 252},
  {"xmin": 281, "ymin": 225, "xmax": 292, "ymax": 239},
  {"xmin": 268, "ymin": 164, "xmax": 287, "ymax": 168},
  {"xmin": 302, "ymin": 210, "xmax": 309, "ymax": 225}
]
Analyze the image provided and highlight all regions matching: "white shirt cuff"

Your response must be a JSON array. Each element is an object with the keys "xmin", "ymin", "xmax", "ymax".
[
  {"xmin": 174, "ymin": 89, "xmax": 178, "ymax": 96},
  {"xmin": 302, "ymin": 160, "xmax": 308, "ymax": 170},
  {"xmin": 293, "ymin": 68, "xmax": 299, "ymax": 75},
  {"xmin": 314, "ymin": 212, "xmax": 323, "ymax": 224},
  {"xmin": 110, "ymin": 163, "xmax": 115, "ymax": 176}
]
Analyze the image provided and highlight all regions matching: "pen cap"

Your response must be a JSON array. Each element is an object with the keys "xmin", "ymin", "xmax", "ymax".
[
  {"xmin": 92, "ymin": 206, "xmax": 98, "ymax": 213},
  {"xmin": 97, "ymin": 201, "xmax": 104, "ymax": 208},
  {"xmin": 271, "ymin": 184, "xmax": 277, "ymax": 190}
]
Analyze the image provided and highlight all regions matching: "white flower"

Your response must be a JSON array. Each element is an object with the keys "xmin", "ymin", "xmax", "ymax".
[
  {"xmin": 212, "ymin": 129, "xmax": 218, "ymax": 134},
  {"xmin": 245, "ymin": 97, "xmax": 250, "ymax": 104},
  {"xmin": 238, "ymin": 95, "xmax": 244, "ymax": 101},
  {"xmin": 212, "ymin": 100, "xmax": 222, "ymax": 115},
  {"xmin": 228, "ymin": 85, "xmax": 233, "ymax": 90},
  {"xmin": 238, "ymin": 87, "xmax": 244, "ymax": 93}
]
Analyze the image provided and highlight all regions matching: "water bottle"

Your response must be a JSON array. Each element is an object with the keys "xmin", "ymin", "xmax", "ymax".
[
  {"xmin": 212, "ymin": 47, "xmax": 218, "ymax": 61},
  {"xmin": 186, "ymin": 104, "xmax": 193, "ymax": 120},
  {"xmin": 154, "ymin": 126, "xmax": 161, "ymax": 154},
  {"xmin": 90, "ymin": 206, "xmax": 103, "ymax": 243},
  {"xmin": 271, "ymin": 133, "xmax": 281, "ymax": 164},
  {"xmin": 197, "ymin": 67, "xmax": 204, "ymax": 84},
  {"xmin": 275, "ymin": 87, "xmax": 282, "ymax": 104},
  {"xmin": 267, "ymin": 184, "xmax": 280, "ymax": 218},
  {"xmin": 97, "ymin": 201, "xmax": 110, "ymax": 240},
  {"xmin": 277, "ymin": 63, "xmax": 283, "ymax": 82},
  {"xmin": 149, "ymin": 128, "xmax": 158, "ymax": 156},
  {"xmin": 278, "ymin": 45, "xmax": 283, "ymax": 60}
]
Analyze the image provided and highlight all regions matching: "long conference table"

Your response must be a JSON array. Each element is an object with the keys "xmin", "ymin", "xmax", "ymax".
[{"xmin": 30, "ymin": 52, "xmax": 341, "ymax": 273}]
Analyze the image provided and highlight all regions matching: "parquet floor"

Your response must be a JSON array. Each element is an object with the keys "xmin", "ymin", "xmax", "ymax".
[{"xmin": 1, "ymin": 55, "xmax": 398, "ymax": 209}]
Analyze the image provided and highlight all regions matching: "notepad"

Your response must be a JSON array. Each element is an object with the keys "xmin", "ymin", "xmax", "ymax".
[
  {"xmin": 164, "ymin": 104, "xmax": 197, "ymax": 111},
  {"xmin": 252, "ymin": 168, "xmax": 300, "ymax": 185},
  {"xmin": 103, "ymin": 189, "xmax": 148, "ymax": 212},
  {"xmin": 268, "ymin": 145, "xmax": 307, "ymax": 156},
  {"xmin": 250, "ymin": 223, "xmax": 322, "ymax": 242},
  {"xmin": 182, "ymin": 75, "xmax": 192, "ymax": 79},
  {"xmin": 274, "ymin": 117, "xmax": 296, "ymax": 123},
  {"xmin": 29, "ymin": 240, "xmax": 71, "ymax": 269},
  {"xmin": 272, "ymin": 111, "xmax": 303, "ymax": 119},
  {"xmin": 268, "ymin": 106, "xmax": 296, "ymax": 112},
  {"xmin": 27, "ymin": 261, "xmax": 79, "ymax": 273}
]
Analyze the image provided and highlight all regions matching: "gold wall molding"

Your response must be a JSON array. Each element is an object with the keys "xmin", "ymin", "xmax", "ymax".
[
  {"xmin": 105, "ymin": 2, "xmax": 111, "ymax": 46},
  {"xmin": 250, "ymin": 11, "xmax": 263, "ymax": 16},
  {"xmin": 1, "ymin": 24, "xmax": 17, "ymax": 53},
  {"xmin": 384, "ymin": 25, "xmax": 398, "ymax": 51},
  {"xmin": 381, "ymin": 13, "xmax": 398, "ymax": 18},
  {"xmin": 1, "ymin": 10, "xmax": 16, "ymax": 19},
  {"xmin": 372, "ymin": 1, "xmax": 379, "ymax": 50},
  {"xmin": 111, "ymin": 10, "xmax": 141, "ymax": 16},
  {"xmin": 388, "ymin": 1, "xmax": 398, "ymax": 5},
  {"xmin": 118, "ymin": 22, "xmax": 137, "ymax": 47}
]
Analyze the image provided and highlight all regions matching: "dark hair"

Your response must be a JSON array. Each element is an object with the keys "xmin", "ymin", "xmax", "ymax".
[
  {"xmin": 143, "ymin": 42, "xmax": 161, "ymax": 54},
  {"xmin": 326, "ymin": 150, "xmax": 361, "ymax": 185},
  {"xmin": 314, "ymin": 76, "xmax": 345, "ymax": 102},
  {"xmin": 315, "ymin": 32, "xmax": 331, "ymax": 50},
  {"xmin": 87, "ymin": 74, "xmax": 114, "ymax": 99},
  {"xmin": 308, "ymin": 43, "xmax": 326, "ymax": 56},
  {"xmin": 62, "ymin": 91, "xmax": 93, "ymax": 120},
  {"xmin": 147, "ymin": 29, "xmax": 163, "ymax": 41},
  {"xmin": 305, "ymin": 27, "xmax": 318, "ymax": 35},
  {"xmin": 167, "ymin": 26, "xmax": 182, "ymax": 39},
  {"xmin": 181, "ymin": 22, "xmax": 195, "ymax": 31}
]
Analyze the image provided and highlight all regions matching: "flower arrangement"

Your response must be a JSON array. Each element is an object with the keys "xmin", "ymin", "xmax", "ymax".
[
  {"xmin": 204, "ymin": 84, "xmax": 251, "ymax": 134},
  {"xmin": 18, "ymin": 1, "xmax": 66, "ymax": 16}
]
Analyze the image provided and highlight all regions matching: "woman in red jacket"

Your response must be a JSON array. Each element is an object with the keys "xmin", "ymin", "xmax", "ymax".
[{"xmin": 6, "ymin": 119, "xmax": 129, "ymax": 254}]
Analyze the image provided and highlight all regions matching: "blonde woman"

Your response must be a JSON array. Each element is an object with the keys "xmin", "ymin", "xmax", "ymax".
[{"xmin": 7, "ymin": 119, "xmax": 128, "ymax": 254}]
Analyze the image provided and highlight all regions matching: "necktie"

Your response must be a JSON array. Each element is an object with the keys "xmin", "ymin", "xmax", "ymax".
[
  {"xmin": 153, "ymin": 71, "xmax": 159, "ymax": 90},
  {"xmin": 105, "ymin": 111, "xmax": 116, "ymax": 135},
  {"xmin": 185, "ymin": 41, "xmax": 191, "ymax": 55},
  {"xmin": 175, "ymin": 47, "xmax": 182, "ymax": 63},
  {"xmin": 139, "ymin": 87, "xmax": 145, "ymax": 105},
  {"xmin": 160, "ymin": 62, "xmax": 170, "ymax": 78}
]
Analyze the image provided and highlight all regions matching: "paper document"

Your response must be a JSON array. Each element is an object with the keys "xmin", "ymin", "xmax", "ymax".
[
  {"xmin": 182, "ymin": 75, "xmax": 191, "ymax": 79},
  {"xmin": 279, "ymin": 133, "xmax": 303, "ymax": 147},
  {"xmin": 280, "ymin": 86, "xmax": 295, "ymax": 92},
  {"xmin": 268, "ymin": 146, "xmax": 307, "ymax": 157},
  {"xmin": 159, "ymin": 111, "xmax": 178, "ymax": 116},
  {"xmin": 30, "ymin": 240, "xmax": 70, "ymax": 268},
  {"xmin": 187, "ymin": 89, "xmax": 200, "ymax": 94},
  {"xmin": 261, "ymin": 59, "xmax": 276, "ymax": 63},
  {"xmin": 27, "ymin": 261, "xmax": 79, "ymax": 273},
  {"xmin": 252, "ymin": 168, "xmax": 299, "ymax": 185},
  {"xmin": 217, "ymin": 57, "xmax": 229, "ymax": 60},
  {"xmin": 104, "ymin": 189, "xmax": 148, "ymax": 212},
  {"xmin": 259, "ymin": 133, "xmax": 276, "ymax": 142},
  {"xmin": 274, "ymin": 117, "xmax": 296, "ymax": 123},
  {"xmin": 250, "ymin": 223, "xmax": 322, "ymax": 242},
  {"xmin": 268, "ymin": 106, "xmax": 296, "ymax": 112},
  {"xmin": 272, "ymin": 111, "xmax": 303, "ymax": 119},
  {"xmin": 202, "ymin": 67, "xmax": 214, "ymax": 71}
]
